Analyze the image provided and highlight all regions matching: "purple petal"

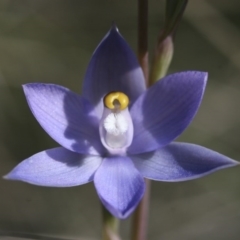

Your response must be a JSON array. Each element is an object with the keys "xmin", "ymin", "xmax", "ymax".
[
  {"xmin": 4, "ymin": 147, "xmax": 102, "ymax": 187},
  {"xmin": 131, "ymin": 142, "xmax": 239, "ymax": 182},
  {"xmin": 83, "ymin": 26, "xmax": 146, "ymax": 117},
  {"xmin": 128, "ymin": 71, "xmax": 207, "ymax": 154},
  {"xmin": 94, "ymin": 156, "xmax": 145, "ymax": 219},
  {"xmin": 23, "ymin": 83, "xmax": 105, "ymax": 155}
]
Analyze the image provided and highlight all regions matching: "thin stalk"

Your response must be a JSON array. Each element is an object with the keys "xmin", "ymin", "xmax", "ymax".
[
  {"xmin": 102, "ymin": 205, "xmax": 121, "ymax": 240},
  {"xmin": 137, "ymin": 0, "xmax": 149, "ymax": 86},
  {"xmin": 131, "ymin": 179, "xmax": 151, "ymax": 240},
  {"xmin": 131, "ymin": 1, "xmax": 150, "ymax": 240}
]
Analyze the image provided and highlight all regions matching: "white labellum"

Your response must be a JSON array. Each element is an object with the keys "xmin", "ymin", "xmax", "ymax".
[
  {"xmin": 103, "ymin": 113, "xmax": 128, "ymax": 136},
  {"xmin": 103, "ymin": 113, "xmax": 129, "ymax": 148}
]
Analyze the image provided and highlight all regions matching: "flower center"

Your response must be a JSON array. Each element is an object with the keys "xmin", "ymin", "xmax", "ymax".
[
  {"xmin": 104, "ymin": 91, "xmax": 129, "ymax": 110},
  {"xmin": 99, "ymin": 92, "xmax": 133, "ymax": 155}
]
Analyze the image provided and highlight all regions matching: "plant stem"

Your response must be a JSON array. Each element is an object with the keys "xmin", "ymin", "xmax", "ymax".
[
  {"xmin": 132, "ymin": 0, "xmax": 185, "ymax": 239},
  {"xmin": 102, "ymin": 205, "xmax": 121, "ymax": 240},
  {"xmin": 137, "ymin": 0, "xmax": 149, "ymax": 86},
  {"xmin": 131, "ymin": 1, "xmax": 150, "ymax": 240},
  {"xmin": 131, "ymin": 179, "xmax": 151, "ymax": 240}
]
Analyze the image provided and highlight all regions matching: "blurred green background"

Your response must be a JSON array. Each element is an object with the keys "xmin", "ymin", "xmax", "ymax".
[{"xmin": 0, "ymin": 0, "xmax": 240, "ymax": 239}]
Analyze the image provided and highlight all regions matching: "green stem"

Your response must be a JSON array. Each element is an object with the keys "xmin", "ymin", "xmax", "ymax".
[
  {"xmin": 149, "ymin": 35, "xmax": 174, "ymax": 85},
  {"xmin": 102, "ymin": 205, "xmax": 121, "ymax": 240},
  {"xmin": 131, "ymin": 1, "xmax": 150, "ymax": 240},
  {"xmin": 132, "ymin": 0, "xmax": 185, "ymax": 239}
]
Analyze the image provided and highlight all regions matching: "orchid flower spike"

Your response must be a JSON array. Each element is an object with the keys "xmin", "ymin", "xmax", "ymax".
[{"xmin": 4, "ymin": 26, "xmax": 239, "ymax": 219}]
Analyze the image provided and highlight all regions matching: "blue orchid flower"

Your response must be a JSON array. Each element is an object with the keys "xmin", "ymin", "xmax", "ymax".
[{"xmin": 5, "ymin": 26, "xmax": 238, "ymax": 219}]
